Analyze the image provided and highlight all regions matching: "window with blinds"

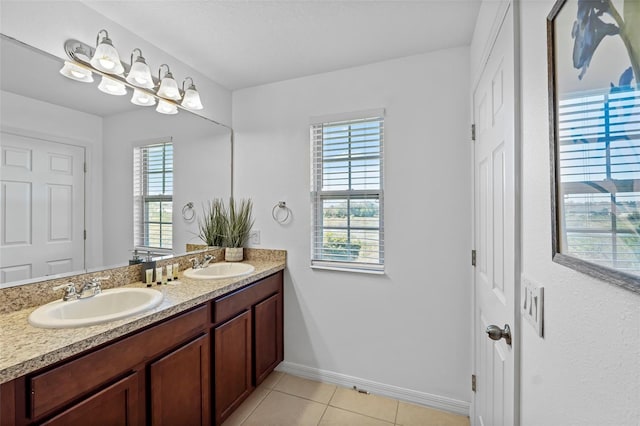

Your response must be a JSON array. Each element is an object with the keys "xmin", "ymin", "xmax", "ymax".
[
  {"xmin": 133, "ymin": 142, "xmax": 173, "ymax": 250},
  {"xmin": 558, "ymin": 86, "xmax": 640, "ymax": 274},
  {"xmin": 311, "ymin": 111, "xmax": 384, "ymax": 273}
]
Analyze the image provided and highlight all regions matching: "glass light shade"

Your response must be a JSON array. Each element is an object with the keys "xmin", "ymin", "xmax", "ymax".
[
  {"xmin": 181, "ymin": 88, "xmax": 203, "ymax": 110},
  {"xmin": 156, "ymin": 99, "xmax": 178, "ymax": 115},
  {"xmin": 59, "ymin": 61, "xmax": 93, "ymax": 83},
  {"xmin": 157, "ymin": 76, "xmax": 181, "ymax": 100},
  {"xmin": 131, "ymin": 89, "xmax": 156, "ymax": 106},
  {"xmin": 98, "ymin": 76, "xmax": 127, "ymax": 96},
  {"xmin": 90, "ymin": 40, "xmax": 124, "ymax": 74},
  {"xmin": 126, "ymin": 60, "xmax": 154, "ymax": 89}
]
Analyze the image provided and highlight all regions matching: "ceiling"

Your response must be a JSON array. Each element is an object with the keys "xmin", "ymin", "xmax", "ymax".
[{"xmin": 84, "ymin": 0, "xmax": 481, "ymax": 90}]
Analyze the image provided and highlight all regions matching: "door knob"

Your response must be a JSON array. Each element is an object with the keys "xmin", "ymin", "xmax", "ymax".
[{"xmin": 486, "ymin": 324, "xmax": 512, "ymax": 346}]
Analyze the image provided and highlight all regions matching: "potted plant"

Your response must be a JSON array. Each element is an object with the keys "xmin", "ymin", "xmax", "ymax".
[
  {"xmin": 197, "ymin": 198, "xmax": 226, "ymax": 247},
  {"xmin": 223, "ymin": 198, "xmax": 254, "ymax": 261}
]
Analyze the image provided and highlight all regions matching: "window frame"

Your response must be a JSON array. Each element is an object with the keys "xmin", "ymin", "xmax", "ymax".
[
  {"xmin": 133, "ymin": 141, "xmax": 174, "ymax": 252},
  {"xmin": 310, "ymin": 109, "xmax": 385, "ymax": 274}
]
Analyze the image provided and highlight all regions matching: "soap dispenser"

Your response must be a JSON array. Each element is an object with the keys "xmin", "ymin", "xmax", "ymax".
[
  {"xmin": 129, "ymin": 249, "xmax": 143, "ymax": 265},
  {"xmin": 141, "ymin": 251, "xmax": 156, "ymax": 283}
]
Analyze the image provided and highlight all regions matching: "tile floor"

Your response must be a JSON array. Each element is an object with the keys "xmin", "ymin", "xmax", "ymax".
[{"xmin": 222, "ymin": 371, "xmax": 470, "ymax": 426}]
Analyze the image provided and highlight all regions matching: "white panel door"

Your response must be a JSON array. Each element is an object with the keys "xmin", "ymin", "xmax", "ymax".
[
  {"xmin": 472, "ymin": 5, "xmax": 518, "ymax": 426},
  {"xmin": 0, "ymin": 132, "xmax": 85, "ymax": 284}
]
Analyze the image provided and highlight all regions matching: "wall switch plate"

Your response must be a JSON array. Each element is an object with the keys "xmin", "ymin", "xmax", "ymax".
[
  {"xmin": 250, "ymin": 230, "xmax": 260, "ymax": 245},
  {"xmin": 522, "ymin": 275, "xmax": 544, "ymax": 338}
]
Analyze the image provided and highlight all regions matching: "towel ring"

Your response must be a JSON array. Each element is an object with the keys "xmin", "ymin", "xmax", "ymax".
[
  {"xmin": 182, "ymin": 202, "xmax": 195, "ymax": 221},
  {"xmin": 272, "ymin": 201, "xmax": 291, "ymax": 224}
]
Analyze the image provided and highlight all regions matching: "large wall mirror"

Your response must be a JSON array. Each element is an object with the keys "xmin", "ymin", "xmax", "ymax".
[
  {"xmin": 547, "ymin": 0, "xmax": 640, "ymax": 293},
  {"xmin": 0, "ymin": 34, "xmax": 232, "ymax": 288}
]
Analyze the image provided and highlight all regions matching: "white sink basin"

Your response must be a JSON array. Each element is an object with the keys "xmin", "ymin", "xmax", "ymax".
[
  {"xmin": 183, "ymin": 262, "xmax": 255, "ymax": 280},
  {"xmin": 28, "ymin": 288, "xmax": 163, "ymax": 329}
]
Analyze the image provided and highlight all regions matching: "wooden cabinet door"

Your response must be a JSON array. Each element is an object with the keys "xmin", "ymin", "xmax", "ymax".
[
  {"xmin": 214, "ymin": 310, "xmax": 252, "ymax": 425},
  {"xmin": 40, "ymin": 373, "xmax": 142, "ymax": 426},
  {"xmin": 149, "ymin": 334, "xmax": 211, "ymax": 426},
  {"xmin": 254, "ymin": 292, "xmax": 283, "ymax": 385}
]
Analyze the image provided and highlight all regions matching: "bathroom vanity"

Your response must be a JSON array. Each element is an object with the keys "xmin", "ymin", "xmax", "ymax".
[{"xmin": 0, "ymin": 253, "xmax": 285, "ymax": 426}]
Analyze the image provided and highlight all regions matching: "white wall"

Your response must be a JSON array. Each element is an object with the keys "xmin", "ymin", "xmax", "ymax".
[
  {"xmin": 0, "ymin": 90, "xmax": 104, "ymax": 270},
  {"xmin": 102, "ymin": 108, "xmax": 231, "ymax": 266},
  {"xmin": 472, "ymin": 1, "xmax": 640, "ymax": 424},
  {"xmin": 233, "ymin": 48, "xmax": 472, "ymax": 409},
  {"xmin": 518, "ymin": 2, "xmax": 640, "ymax": 424}
]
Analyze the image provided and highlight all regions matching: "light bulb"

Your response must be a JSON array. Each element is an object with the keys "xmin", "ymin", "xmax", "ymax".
[
  {"xmin": 98, "ymin": 76, "xmax": 127, "ymax": 96},
  {"xmin": 157, "ymin": 74, "xmax": 181, "ymax": 100},
  {"xmin": 59, "ymin": 61, "xmax": 93, "ymax": 83},
  {"xmin": 181, "ymin": 88, "xmax": 203, "ymax": 110},
  {"xmin": 131, "ymin": 89, "xmax": 156, "ymax": 106},
  {"xmin": 99, "ymin": 57, "xmax": 116, "ymax": 70},
  {"xmin": 156, "ymin": 99, "xmax": 178, "ymax": 115},
  {"xmin": 90, "ymin": 31, "xmax": 124, "ymax": 75},
  {"xmin": 126, "ymin": 58, "xmax": 154, "ymax": 89}
]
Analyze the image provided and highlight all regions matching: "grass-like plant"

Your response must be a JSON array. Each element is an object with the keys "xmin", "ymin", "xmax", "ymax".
[
  {"xmin": 224, "ymin": 198, "xmax": 254, "ymax": 248},
  {"xmin": 198, "ymin": 198, "xmax": 226, "ymax": 247}
]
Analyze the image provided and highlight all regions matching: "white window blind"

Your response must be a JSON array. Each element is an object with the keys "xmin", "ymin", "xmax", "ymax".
[
  {"xmin": 310, "ymin": 112, "xmax": 384, "ymax": 273},
  {"xmin": 133, "ymin": 142, "xmax": 173, "ymax": 250},
  {"xmin": 558, "ymin": 86, "xmax": 640, "ymax": 272}
]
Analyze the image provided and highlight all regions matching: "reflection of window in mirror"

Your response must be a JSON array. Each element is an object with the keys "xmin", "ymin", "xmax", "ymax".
[
  {"xmin": 557, "ymin": 88, "xmax": 640, "ymax": 274},
  {"xmin": 133, "ymin": 142, "xmax": 173, "ymax": 251}
]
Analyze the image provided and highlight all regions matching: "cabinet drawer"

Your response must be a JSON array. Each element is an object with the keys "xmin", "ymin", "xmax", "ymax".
[
  {"xmin": 213, "ymin": 272, "xmax": 282, "ymax": 324},
  {"xmin": 29, "ymin": 305, "xmax": 207, "ymax": 420},
  {"xmin": 39, "ymin": 373, "xmax": 142, "ymax": 426}
]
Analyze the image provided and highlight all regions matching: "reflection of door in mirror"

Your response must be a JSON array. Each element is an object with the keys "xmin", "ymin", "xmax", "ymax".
[{"xmin": 1, "ymin": 132, "xmax": 85, "ymax": 285}]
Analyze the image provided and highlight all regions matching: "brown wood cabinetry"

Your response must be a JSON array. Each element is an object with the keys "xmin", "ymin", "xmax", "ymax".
[
  {"xmin": 214, "ymin": 310, "xmax": 252, "ymax": 424},
  {"xmin": 213, "ymin": 271, "xmax": 284, "ymax": 425},
  {"xmin": 254, "ymin": 292, "xmax": 283, "ymax": 385},
  {"xmin": 150, "ymin": 334, "xmax": 210, "ymax": 426},
  {"xmin": 39, "ymin": 373, "xmax": 142, "ymax": 426},
  {"xmin": 0, "ymin": 270, "xmax": 284, "ymax": 426}
]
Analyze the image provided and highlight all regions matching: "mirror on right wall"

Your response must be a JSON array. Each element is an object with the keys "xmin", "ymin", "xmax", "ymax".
[{"xmin": 547, "ymin": 0, "xmax": 640, "ymax": 293}]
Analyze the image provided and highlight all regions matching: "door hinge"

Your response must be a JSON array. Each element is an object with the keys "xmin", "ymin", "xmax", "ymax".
[
  {"xmin": 471, "ymin": 124, "xmax": 476, "ymax": 141},
  {"xmin": 472, "ymin": 374, "xmax": 477, "ymax": 392},
  {"xmin": 471, "ymin": 250, "xmax": 476, "ymax": 266},
  {"xmin": 84, "ymin": 162, "xmax": 87, "ymax": 173},
  {"xmin": 84, "ymin": 230, "xmax": 87, "ymax": 240}
]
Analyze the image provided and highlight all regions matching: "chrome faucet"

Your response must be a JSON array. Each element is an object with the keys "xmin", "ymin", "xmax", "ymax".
[
  {"xmin": 52, "ymin": 282, "xmax": 79, "ymax": 301},
  {"xmin": 190, "ymin": 254, "xmax": 215, "ymax": 269},
  {"xmin": 78, "ymin": 277, "xmax": 105, "ymax": 298},
  {"xmin": 201, "ymin": 254, "xmax": 214, "ymax": 268},
  {"xmin": 53, "ymin": 276, "xmax": 109, "ymax": 301}
]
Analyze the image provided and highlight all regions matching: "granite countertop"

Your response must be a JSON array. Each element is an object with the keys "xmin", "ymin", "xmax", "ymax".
[{"xmin": 0, "ymin": 258, "xmax": 285, "ymax": 384}]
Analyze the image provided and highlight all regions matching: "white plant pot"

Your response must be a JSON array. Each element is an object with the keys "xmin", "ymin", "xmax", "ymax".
[{"xmin": 225, "ymin": 247, "xmax": 244, "ymax": 262}]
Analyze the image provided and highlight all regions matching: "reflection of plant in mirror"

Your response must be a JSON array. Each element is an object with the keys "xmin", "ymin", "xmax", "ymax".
[
  {"xmin": 224, "ymin": 198, "xmax": 254, "ymax": 248},
  {"xmin": 571, "ymin": 0, "xmax": 639, "ymax": 83},
  {"xmin": 198, "ymin": 199, "xmax": 226, "ymax": 247}
]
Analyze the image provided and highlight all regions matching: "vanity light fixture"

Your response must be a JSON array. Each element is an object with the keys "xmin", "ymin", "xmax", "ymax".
[
  {"xmin": 98, "ymin": 75, "xmax": 127, "ymax": 96},
  {"xmin": 60, "ymin": 31, "xmax": 204, "ymax": 114},
  {"xmin": 131, "ymin": 89, "xmax": 157, "ymax": 106},
  {"xmin": 59, "ymin": 61, "xmax": 94, "ymax": 83},
  {"xmin": 90, "ymin": 30, "xmax": 124, "ymax": 75},
  {"xmin": 156, "ymin": 99, "xmax": 178, "ymax": 115},
  {"xmin": 157, "ymin": 64, "xmax": 181, "ymax": 101},
  {"xmin": 181, "ymin": 77, "xmax": 203, "ymax": 110},
  {"xmin": 126, "ymin": 48, "xmax": 154, "ymax": 89}
]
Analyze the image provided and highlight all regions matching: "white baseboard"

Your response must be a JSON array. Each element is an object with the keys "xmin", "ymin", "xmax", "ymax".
[{"xmin": 276, "ymin": 361, "xmax": 470, "ymax": 417}]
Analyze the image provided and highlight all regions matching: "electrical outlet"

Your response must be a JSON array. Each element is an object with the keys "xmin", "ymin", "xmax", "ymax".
[
  {"xmin": 250, "ymin": 230, "xmax": 260, "ymax": 245},
  {"xmin": 522, "ymin": 275, "xmax": 544, "ymax": 338}
]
